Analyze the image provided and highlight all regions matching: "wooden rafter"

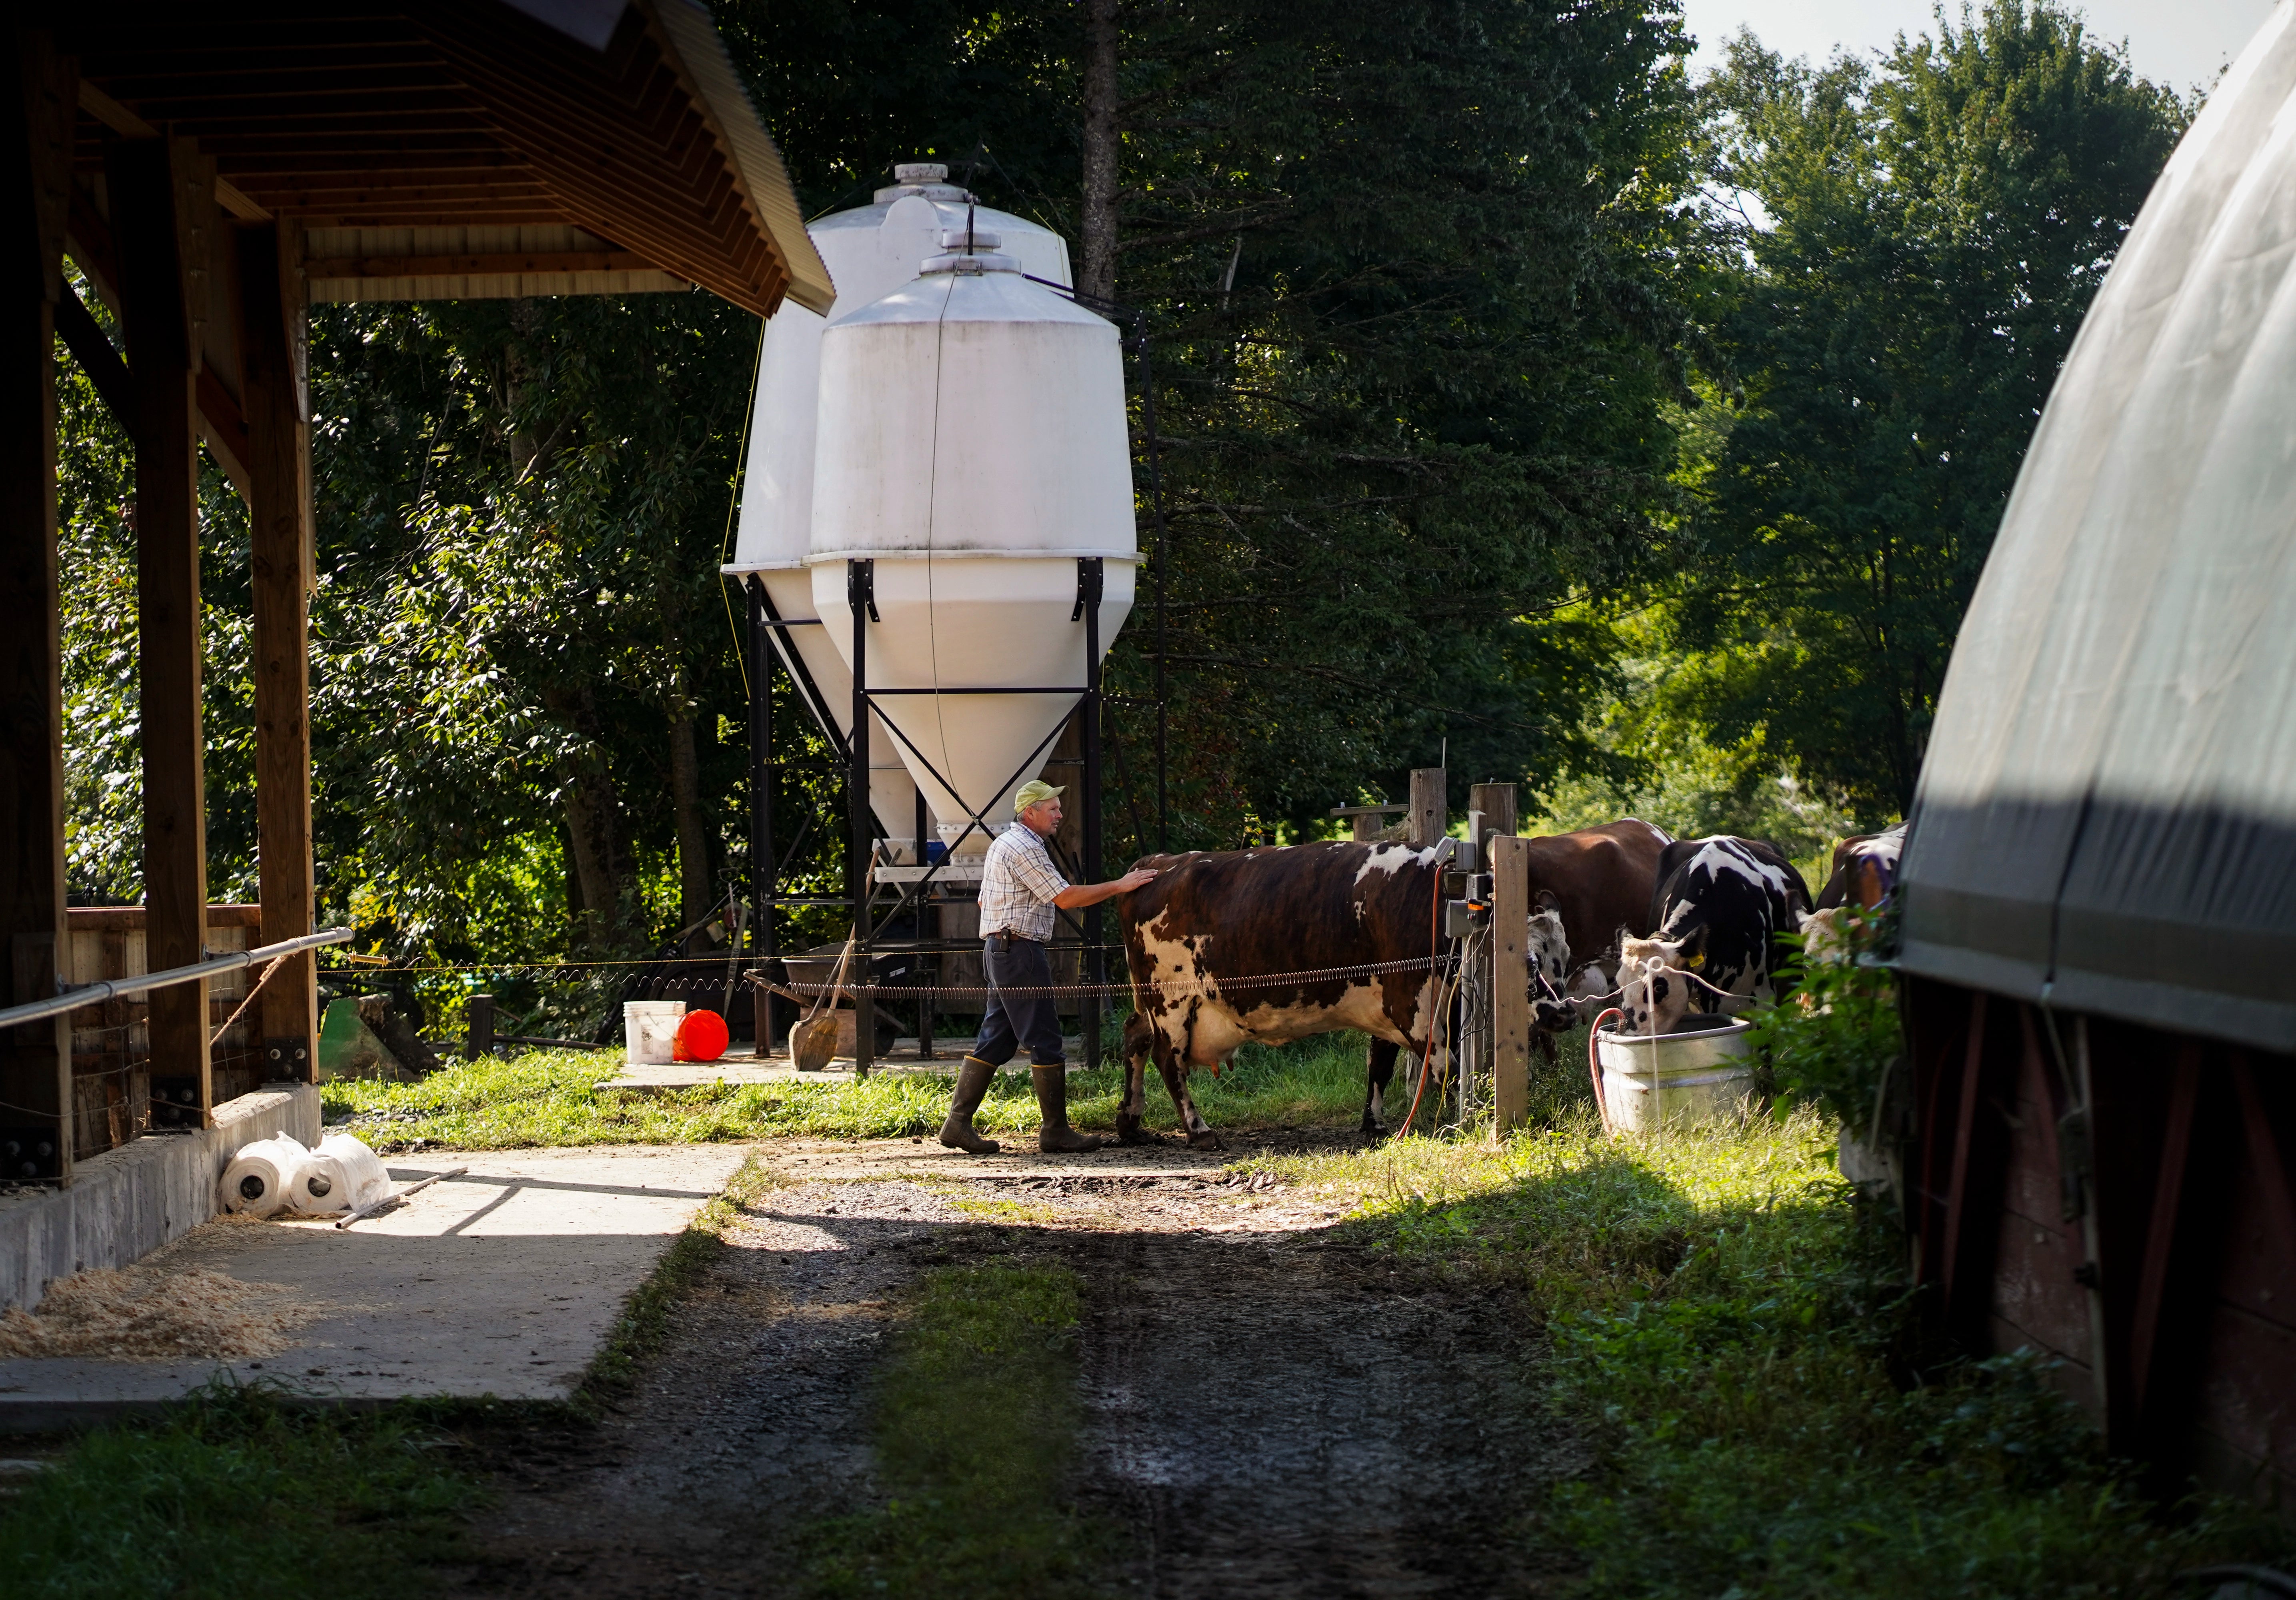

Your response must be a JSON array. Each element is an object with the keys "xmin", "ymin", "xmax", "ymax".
[{"xmin": 58, "ymin": 2, "xmax": 832, "ymax": 318}]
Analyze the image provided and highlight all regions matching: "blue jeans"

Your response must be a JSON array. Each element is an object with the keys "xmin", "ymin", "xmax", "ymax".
[{"xmin": 973, "ymin": 934, "xmax": 1065, "ymax": 1066}]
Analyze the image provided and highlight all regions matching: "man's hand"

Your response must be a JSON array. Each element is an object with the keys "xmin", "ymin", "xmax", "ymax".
[{"xmin": 1054, "ymin": 865, "xmax": 1161, "ymax": 911}]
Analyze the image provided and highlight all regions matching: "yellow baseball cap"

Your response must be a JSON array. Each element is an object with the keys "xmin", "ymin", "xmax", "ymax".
[{"xmin": 1013, "ymin": 779, "xmax": 1066, "ymax": 814}]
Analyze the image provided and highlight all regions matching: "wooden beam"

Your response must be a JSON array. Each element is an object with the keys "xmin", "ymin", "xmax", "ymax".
[
  {"xmin": 1490, "ymin": 834, "xmax": 1532, "ymax": 1134},
  {"xmin": 53, "ymin": 278, "xmax": 132, "ymax": 427},
  {"xmin": 304, "ymin": 250, "xmax": 655, "ymax": 278},
  {"xmin": 77, "ymin": 78, "xmax": 156, "ymax": 140},
  {"xmin": 1938, "ymin": 989, "xmax": 1990, "ymax": 1322},
  {"xmin": 237, "ymin": 222, "xmax": 317, "ymax": 1079},
  {"xmin": 108, "ymin": 132, "xmax": 212, "ymax": 1122},
  {"xmin": 2128, "ymin": 1039, "xmax": 2205, "ymax": 1420},
  {"xmin": 195, "ymin": 364, "xmax": 250, "ymax": 498},
  {"xmin": 63, "ymin": 182, "xmax": 119, "ymax": 312},
  {"xmin": 0, "ymin": 33, "xmax": 80, "ymax": 1184}
]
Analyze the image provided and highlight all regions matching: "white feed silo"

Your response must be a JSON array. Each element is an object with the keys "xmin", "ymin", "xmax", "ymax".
[
  {"xmin": 808, "ymin": 227, "xmax": 1136, "ymax": 849},
  {"xmin": 726, "ymin": 164, "xmax": 1074, "ymax": 860}
]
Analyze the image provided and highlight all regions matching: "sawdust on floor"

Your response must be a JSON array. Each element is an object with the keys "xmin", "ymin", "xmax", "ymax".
[{"xmin": 0, "ymin": 1265, "xmax": 321, "ymax": 1361}]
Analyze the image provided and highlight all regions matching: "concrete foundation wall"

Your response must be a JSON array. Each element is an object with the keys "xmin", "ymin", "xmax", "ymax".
[{"xmin": 0, "ymin": 1084, "xmax": 320, "ymax": 1311}]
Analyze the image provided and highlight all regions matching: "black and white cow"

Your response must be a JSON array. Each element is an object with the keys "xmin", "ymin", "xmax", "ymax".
[{"xmin": 1613, "ymin": 836, "xmax": 1813, "ymax": 1035}]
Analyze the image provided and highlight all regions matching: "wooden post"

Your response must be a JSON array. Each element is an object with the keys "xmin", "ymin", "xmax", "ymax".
[
  {"xmin": 0, "ymin": 35, "xmax": 78, "ymax": 1182},
  {"xmin": 1490, "ymin": 834, "xmax": 1532, "ymax": 1134},
  {"xmin": 1469, "ymin": 782, "xmax": 1518, "ymax": 843},
  {"xmin": 110, "ymin": 132, "xmax": 216, "ymax": 1120},
  {"xmin": 466, "ymin": 994, "xmax": 496, "ymax": 1061},
  {"xmin": 239, "ymin": 222, "xmax": 318, "ymax": 1080},
  {"xmin": 1408, "ymin": 767, "xmax": 1446, "ymax": 848}
]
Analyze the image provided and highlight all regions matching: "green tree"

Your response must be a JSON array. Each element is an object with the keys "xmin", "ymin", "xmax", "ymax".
[
  {"xmin": 733, "ymin": 0, "xmax": 1718, "ymax": 854},
  {"xmin": 1674, "ymin": 2, "xmax": 2185, "ymax": 819},
  {"xmin": 306, "ymin": 294, "xmax": 760, "ymax": 958}
]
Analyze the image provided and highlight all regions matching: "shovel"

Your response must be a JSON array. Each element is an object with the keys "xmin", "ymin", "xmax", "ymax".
[{"xmin": 790, "ymin": 932, "xmax": 860, "ymax": 1073}]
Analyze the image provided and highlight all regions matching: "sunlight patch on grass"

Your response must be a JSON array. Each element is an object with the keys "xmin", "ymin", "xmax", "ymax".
[{"xmin": 322, "ymin": 1031, "xmax": 1374, "ymax": 1151}]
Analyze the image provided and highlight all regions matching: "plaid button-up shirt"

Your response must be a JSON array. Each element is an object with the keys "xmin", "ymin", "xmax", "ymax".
[{"xmin": 978, "ymin": 824, "xmax": 1068, "ymax": 943}]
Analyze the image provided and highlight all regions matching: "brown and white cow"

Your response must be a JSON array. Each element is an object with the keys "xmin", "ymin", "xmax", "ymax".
[
  {"xmin": 1115, "ymin": 841, "xmax": 1460, "ymax": 1147},
  {"xmin": 1514, "ymin": 819, "xmax": 1674, "ymax": 996}
]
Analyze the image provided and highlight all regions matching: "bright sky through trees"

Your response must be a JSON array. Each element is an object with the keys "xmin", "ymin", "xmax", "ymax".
[{"xmin": 1681, "ymin": 0, "xmax": 2275, "ymax": 92}]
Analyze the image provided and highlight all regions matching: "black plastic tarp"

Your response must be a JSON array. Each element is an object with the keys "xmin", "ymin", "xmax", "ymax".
[{"xmin": 1899, "ymin": 6, "xmax": 2296, "ymax": 1054}]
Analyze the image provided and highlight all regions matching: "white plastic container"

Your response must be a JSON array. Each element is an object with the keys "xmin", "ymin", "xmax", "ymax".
[
  {"xmin": 624, "ymin": 1000, "xmax": 687, "ymax": 1066},
  {"xmin": 1596, "ymin": 1016, "xmax": 1757, "ymax": 1132},
  {"xmin": 728, "ymin": 163, "xmax": 1077, "ymax": 858},
  {"xmin": 808, "ymin": 228, "xmax": 1136, "ymax": 836}
]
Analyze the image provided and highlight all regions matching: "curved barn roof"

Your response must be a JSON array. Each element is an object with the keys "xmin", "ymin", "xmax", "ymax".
[{"xmin": 1899, "ymin": 6, "xmax": 2296, "ymax": 1051}]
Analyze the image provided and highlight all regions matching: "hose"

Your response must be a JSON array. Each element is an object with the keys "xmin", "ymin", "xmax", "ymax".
[{"xmin": 1588, "ymin": 1007, "xmax": 1623, "ymax": 1132}]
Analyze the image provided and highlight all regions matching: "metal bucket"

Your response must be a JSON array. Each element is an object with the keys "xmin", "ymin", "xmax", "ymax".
[{"xmin": 1596, "ymin": 1014, "xmax": 1756, "ymax": 1132}]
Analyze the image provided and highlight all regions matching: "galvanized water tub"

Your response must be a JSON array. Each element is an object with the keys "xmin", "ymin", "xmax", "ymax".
[{"xmin": 1596, "ymin": 1014, "xmax": 1757, "ymax": 1132}]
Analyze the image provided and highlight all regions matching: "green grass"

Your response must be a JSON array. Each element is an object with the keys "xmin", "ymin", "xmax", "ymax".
[
  {"xmin": 0, "ymin": 1386, "xmax": 474, "ymax": 1598},
  {"xmin": 802, "ymin": 1263, "xmax": 1105, "ymax": 1598},
  {"xmin": 1247, "ymin": 1110, "xmax": 2293, "ymax": 1598},
  {"xmin": 322, "ymin": 1032, "xmax": 1375, "ymax": 1150}
]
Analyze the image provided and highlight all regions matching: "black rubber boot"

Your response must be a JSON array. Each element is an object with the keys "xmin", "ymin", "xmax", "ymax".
[
  {"xmin": 938, "ymin": 1056, "xmax": 1002, "ymax": 1154},
  {"xmin": 1033, "ymin": 1065, "xmax": 1105, "ymax": 1154}
]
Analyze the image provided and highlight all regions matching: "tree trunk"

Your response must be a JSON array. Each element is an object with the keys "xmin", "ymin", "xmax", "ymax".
[
  {"xmin": 554, "ymin": 682, "xmax": 634, "ymax": 950},
  {"xmin": 1080, "ymin": 0, "xmax": 1121, "ymax": 304},
  {"xmin": 659, "ymin": 591, "xmax": 714, "ymax": 950},
  {"xmin": 668, "ymin": 677, "xmax": 713, "ymax": 949},
  {"xmin": 563, "ymin": 766, "xmax": 626, "ymax": 951}
]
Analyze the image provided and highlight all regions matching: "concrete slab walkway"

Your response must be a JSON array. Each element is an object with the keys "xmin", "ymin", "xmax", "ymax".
[{"xmin": 0, "ymin": 1144, "xmax": 750, "ymax": 1430}]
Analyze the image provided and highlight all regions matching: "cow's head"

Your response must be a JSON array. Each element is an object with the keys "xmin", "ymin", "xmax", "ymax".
[
  {"xmin": 1798, "ymin": 906, "xmax": 1848, "ymax": 967},
  {"xmin": 1614, "ymin": 930, "xmax": 1704, "ymax": 1036},
  {"xmin": 1527, "ymin": 893, "xmax": 1570, "ymax": 991}
]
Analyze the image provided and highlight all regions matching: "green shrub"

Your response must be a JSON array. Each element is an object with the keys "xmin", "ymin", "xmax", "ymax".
[{"xmin": 1745, "ymin": 906, "xmax": 1901, "ymax": 1133}]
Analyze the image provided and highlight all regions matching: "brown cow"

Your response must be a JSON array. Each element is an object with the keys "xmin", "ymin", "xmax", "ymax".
[
  {"xmin": 1513, "ymin": 818, "xmax": 1674, "ymax": 995},
  {"xmin": 1115, "ymin": 841, "xmax": 1459, "ymax": 1148}
]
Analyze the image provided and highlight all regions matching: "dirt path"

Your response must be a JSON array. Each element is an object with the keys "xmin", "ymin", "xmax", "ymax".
[{"xmin": 448, "ymin": 1133, "xmax": 1574, "ymax": 1598}]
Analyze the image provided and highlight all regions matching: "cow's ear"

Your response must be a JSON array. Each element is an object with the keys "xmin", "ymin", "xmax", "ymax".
[
  {"xmin": 1534, "ymin": 888, "xmax": 1561, "ymax": 913},
  {"xmin": 1680, "ymin": 925, "xmax": 1708, "ymax": 966}
]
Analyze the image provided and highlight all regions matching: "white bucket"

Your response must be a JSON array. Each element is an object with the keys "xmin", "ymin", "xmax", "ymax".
[
  {"xmin": 624, "ymin": 1000, "xmax": 687, "ymax": 1066},
  {"xmin": 1596, "ymin": 1016, "xmax": 1757, "ymax": 1132}
]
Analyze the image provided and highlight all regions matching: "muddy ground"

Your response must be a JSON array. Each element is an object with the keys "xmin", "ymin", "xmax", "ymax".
[{"xmin": 444, "ymin": 1130, "xmax": 1578, "ymax": 1599}]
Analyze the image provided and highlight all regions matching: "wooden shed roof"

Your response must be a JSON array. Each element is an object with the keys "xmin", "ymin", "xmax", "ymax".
[{"xmin": 58, "ymin": 0, "xmax": 833, "ymax": 317}]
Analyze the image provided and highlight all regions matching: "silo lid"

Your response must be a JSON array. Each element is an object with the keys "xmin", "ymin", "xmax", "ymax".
[{"xmin": 874, "ymin": 160, "xmax": 970, "ymax": 204}]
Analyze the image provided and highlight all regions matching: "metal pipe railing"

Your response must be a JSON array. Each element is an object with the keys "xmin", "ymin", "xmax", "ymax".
[{"xmin": 0, "ymin": 927, "xmax": 354, "ymax": 1031}]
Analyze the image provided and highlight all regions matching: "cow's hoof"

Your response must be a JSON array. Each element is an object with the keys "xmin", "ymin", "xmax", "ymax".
[
  {"xmin": 1359, "ymin": 1123, "xmax": 1387, "ymax": 1145},
  {"xmin": 1186, "ymin": 1130, "xmax": 1225, "ymax": 1151},
  {"xmin": 1115, "ymin": 1117, "xmax": 1157, "ymax": 1146}
]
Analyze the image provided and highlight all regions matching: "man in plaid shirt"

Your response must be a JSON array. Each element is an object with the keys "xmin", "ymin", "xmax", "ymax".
[{"xmin": 941, "ymin": 779, "xmax": 1158, "ymax": 1154}]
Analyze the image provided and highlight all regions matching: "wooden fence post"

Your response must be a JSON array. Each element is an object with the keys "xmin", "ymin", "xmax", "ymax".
[
  {"xmin": 1408, "ymin": 767, "xmax": 1446, "ymax": 848},
  {"xmin": 1469, "ymin": 782, "xmax": 1517, "ymax": 842},
  {"xmin": 1490, "ymin": 834, "xmax": 1532, "ymax": 1134}
]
